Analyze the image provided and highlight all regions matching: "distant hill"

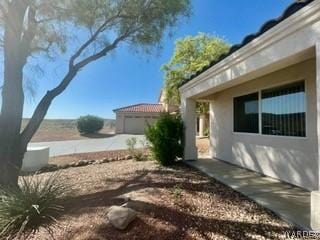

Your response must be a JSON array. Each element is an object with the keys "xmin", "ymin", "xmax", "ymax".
[{"xmin": 22, "ymin": 118, "xmax": 116, "ymax": 142}]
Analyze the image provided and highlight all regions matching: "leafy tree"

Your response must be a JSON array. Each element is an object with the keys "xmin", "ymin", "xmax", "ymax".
[
  {"xmin": 0, "ymin": 0, "xmax": 190, "ymax": 186},
  {"xmin": 162, "ymin": 33, "xmax": 230, "ymax": 106}
]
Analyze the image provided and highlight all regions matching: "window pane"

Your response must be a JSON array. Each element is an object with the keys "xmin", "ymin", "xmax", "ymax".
[
  {"xmin": 261, "ymin": 81, "xmax": 305, "ymax": 137},
  {"xmin": 234, "ymin": 92, "xmax": 259, "ymax": 133}
]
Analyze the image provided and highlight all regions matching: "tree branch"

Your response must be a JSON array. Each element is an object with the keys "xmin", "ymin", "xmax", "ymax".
[
  {"xmin": 30, "ymin": 41, "xmax": 53, "ymax": 53},
  {"xmin": 21, "ymin": 5, "xmax": 37, "ymax": 60},
  {"xmin": 74, "ymin": 31, "xmax": 131, "ymax": 69},
  {"xmin": 69, "ymin": 13, "xmax": 123, "ymax": 68},
  {"xmin": 20, "ymin": 0, "xmax": 145, "ymax": 148},
  {"xmin": 20, "ymin": 30, "xmax": 135, "ymax": 147}
]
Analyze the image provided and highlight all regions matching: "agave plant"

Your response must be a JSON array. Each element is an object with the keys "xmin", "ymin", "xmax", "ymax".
[{"xmin": 0, "ymin": 174, "xmax": 67, "ymax": 239}]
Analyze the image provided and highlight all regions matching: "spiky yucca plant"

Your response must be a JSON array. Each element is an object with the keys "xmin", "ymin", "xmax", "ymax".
[{"xmin": 0, "ymin": 174, "xmax": 67, "ymax": 239}]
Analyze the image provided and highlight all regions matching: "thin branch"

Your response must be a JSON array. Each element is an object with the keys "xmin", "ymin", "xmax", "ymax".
[
  {"xmin": 76, "ymin": 31, "xmax": 131, "ymax": 69},
  {"xmin": 31, "ymin": 41, "xmax": 53, "ymax": 53},
  {"xmin": 21, "ymin": 5, "xmax": 37, "ymax": 59},
  {"xmin": 35, "ymin": 17, "xmax": 55, "ymax": 24},
  {"xmin": 69, "ymin": 14, "xmax": 122, "ymax": 68},
  {"xmin": 69, "ymin": 20, "xmax": 109, "ymax": 68},
  {"xmin": 68, "ymin": 0, "xmax": 132, "ymax": 68}
]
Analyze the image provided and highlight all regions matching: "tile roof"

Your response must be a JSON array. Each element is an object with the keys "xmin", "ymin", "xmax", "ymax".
[
  {"xmin": 113, "ymin": 103, "xmax": 166, "ymax": 113},
  {"xmin": 180, "ymin": 0, "xmax": 315, "ymax": 86}
]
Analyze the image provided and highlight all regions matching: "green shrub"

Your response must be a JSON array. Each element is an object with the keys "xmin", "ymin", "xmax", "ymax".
[
  {"xmin": 145, "ymin": 113, "xmax": 184, "ymax": 166},
  {"xmin": 126, "ymin": 137, "xmax": 148, "ymax": 161},
  {"xmin": 0, "ymin": 174, "xmax": 67, "ymax": 239},
  {"xmin": 77, "ymin": 115, "xmax": 104, "ymax": 134}
]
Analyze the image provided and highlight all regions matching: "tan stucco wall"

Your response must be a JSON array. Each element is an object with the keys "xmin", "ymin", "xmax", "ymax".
[
  {"xmin": 115, "ymin": 112, "xmax": 161, "ymax": 134},
  {"xmin": 209, "ymin": 59, "xmax": 318, "ymax": 190}
]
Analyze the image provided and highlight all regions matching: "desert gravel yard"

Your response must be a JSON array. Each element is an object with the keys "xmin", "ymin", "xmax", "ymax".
[{"xmin": 31, "ymin": 159, "xmax": 295, "ymax": 240}]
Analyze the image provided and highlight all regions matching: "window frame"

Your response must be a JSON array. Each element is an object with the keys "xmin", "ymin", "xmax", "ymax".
[
  {"xmin": 233, "ymin": 91, "xmax": 260, "ymax": 134},
  {"xmin": 232, "ymin": 79, "xmax": 307, "ymax": 139}
]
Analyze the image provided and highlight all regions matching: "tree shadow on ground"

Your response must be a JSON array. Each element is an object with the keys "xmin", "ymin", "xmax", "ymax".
[
  {"xmin": 60, "ymin": 164, "xmax": 295, "ymax": 240},
  {"xmin": 62, "ymin": 199, "xmax": 293, "ymax": 240},
  {"xmin": 80, "ymin": 133, "xmax": 115, "ymax": 139}
]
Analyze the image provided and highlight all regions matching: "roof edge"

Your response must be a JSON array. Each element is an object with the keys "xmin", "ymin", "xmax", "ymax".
[
  {"xmin": 179, "ymin": 0, "xmax": 315, "ymax": 87},
  {"xmin": 113, "ymin": 103, "xmax": 163, "ymax": 113}
]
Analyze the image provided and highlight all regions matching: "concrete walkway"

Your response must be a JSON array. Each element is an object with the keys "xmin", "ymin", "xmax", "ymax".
[
  {"xmin": 29, "ymin": 134, "xmax": 145, "ymax": 157},
  {"xmin": 185, "ymin": 158, "xmax": 311, "ymax": 230}
]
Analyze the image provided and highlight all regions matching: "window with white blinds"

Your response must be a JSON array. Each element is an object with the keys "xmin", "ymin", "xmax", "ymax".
[{"xmin": 261, "ymin": 81, "xmax": 306, "ymax": 137}]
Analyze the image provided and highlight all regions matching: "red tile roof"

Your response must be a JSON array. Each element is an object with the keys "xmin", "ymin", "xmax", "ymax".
[{"xmin": 113, "ymin": 103, "xmax": 166, "ymax": 113}]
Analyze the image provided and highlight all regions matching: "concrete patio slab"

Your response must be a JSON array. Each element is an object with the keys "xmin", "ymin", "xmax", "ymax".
[{"xmin": 185, "ymin": 158, "xmax": 311, "ymax": 230}]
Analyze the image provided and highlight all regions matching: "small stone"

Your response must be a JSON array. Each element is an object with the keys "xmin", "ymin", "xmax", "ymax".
[
  {"xmin": 75, "ymin": 160, "xmax": 89, "ymax": 167},
  {"xmin": 107, "ymin": 206, "xmax": 137, "ymax": 230},
  {"xmin": 96, "ymin": 159, "xmax": 104, "ymax": 164},
  {"xmin": 60, "ymin": 164, "xmax": 70, "ymax": 169},
  {"xmin": 39, "ymin": 164, "xmax": 59, "ymax": 173}
]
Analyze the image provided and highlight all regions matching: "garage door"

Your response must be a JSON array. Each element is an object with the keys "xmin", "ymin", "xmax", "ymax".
[{"xmin": 124, "ymin": 116, "xmax": 157, "ymax": 134}]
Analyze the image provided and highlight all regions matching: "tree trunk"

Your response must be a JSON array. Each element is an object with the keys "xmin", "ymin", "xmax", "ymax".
[
  {"xmin": 0, "ymin": 0, "xmax": 28, "ymax": 187},
  {"xmin": 0, "ymin": 59, "xmax": 25, "ymax": 186},
  {"xmin": 0, "ymin": 149, "xmax": 25, "ymax": 187}
]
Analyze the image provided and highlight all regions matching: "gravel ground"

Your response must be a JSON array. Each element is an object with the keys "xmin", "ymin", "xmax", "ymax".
[
  {"xmin": 31, "ymin": 160, "xmax": 295, "ymax": 240},
  {"xmin": 49, "ymin": 149, "xmax": 137, "ymax": 165}
]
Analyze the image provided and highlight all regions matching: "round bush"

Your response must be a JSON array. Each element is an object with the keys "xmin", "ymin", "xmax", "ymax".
[
  {"xmin": 145, "ymin": 113, "xmax": 184, "ymax": 166},
  {"xmin": 77, "ymin": 115, "xmax": 104, "ymax": 134}
]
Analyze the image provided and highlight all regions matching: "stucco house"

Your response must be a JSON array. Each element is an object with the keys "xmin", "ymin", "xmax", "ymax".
[
  {"xmin": 179, "ymin": 0, "xmax": 320, "ymax": 229},
  {"xmin": 113, "ymin": 90, "xmax": 179, "ymax": 134},
  {"xmin": 113, "ymin": 103, "xmax": 168, "ymax": 134}
]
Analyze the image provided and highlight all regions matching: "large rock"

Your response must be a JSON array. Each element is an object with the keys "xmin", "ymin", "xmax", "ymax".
[{"xmin": 107, "ymin": 206, "xmax": 137, "ymax": 230}]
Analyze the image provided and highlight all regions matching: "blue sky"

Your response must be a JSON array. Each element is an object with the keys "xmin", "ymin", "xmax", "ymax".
[{"xmin": 22, "ymin": 0, "xmax": 293, "ymax": 120}]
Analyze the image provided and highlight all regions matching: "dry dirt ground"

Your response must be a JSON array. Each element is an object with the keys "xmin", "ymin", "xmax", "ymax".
[
  {"xmin": 22, "ymin": 119, "xmax": 115, "ymax": 142},
  {"xmin": 31, "ymin": 160, "xmax": 295, "ymax": 240},
  {"xmin": 196, "ymin": 137, "xmax": 209, "ymax": 156}
]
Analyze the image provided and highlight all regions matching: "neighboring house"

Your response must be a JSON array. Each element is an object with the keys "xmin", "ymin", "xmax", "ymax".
[
  {"xmin": 113, "ymin": 103, "xmax": 166, "ymax": 134},
  {"xmin": 179, "ymin": 0, "xmax": 320, "ymax": 229},
  {"xmin": 113, "ymin": 92, "xmax": 178, "ymax": 134},
  {"xmin": 158, "ymin": 89, "xmax": 170, "ymax": 112}
]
